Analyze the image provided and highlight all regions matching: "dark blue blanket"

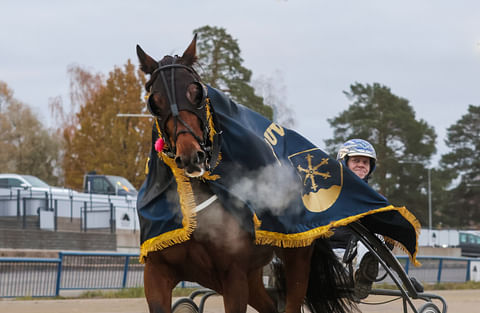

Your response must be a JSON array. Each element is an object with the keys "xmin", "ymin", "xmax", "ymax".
[{"xmin": 137, "ymin": 86, "xmax": 420, "ymax": 264}]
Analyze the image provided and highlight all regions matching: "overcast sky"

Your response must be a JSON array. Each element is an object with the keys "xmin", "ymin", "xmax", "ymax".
[{"xmin": 2, "ymin": 1, "xmax": 479, "ymax": 166}]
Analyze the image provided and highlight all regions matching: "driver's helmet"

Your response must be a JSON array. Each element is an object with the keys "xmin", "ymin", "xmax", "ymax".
[{"xmin": 336, "ymin": 139, "xmax": 377, "ymax": 178}]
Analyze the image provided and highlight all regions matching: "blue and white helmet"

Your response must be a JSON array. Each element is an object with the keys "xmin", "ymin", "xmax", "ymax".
[{"xmin": 337, "ymin": 139, "xmax": 377, "ymax": 177}]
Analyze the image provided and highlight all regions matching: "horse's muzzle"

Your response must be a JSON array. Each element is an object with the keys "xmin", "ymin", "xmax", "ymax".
[{"xmin": 175, "ymin": 150, "xmax": 207, "ymax": 177}]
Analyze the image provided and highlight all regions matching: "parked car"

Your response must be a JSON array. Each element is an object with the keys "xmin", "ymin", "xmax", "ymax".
[
  {"xmin": 0, "ymin": 173, "xmax": 75, "ymax": 196},
  {"xmin": 83, "ymin": 172, "xmax": 138, "ymax": 196}
]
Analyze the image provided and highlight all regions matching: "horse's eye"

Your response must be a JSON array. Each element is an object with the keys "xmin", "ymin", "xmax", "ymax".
[{"xmin": 186, "ymin": 83, "xmax": 202, "ymax": 105}]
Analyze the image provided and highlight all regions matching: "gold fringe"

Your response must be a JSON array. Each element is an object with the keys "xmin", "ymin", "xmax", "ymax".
[
  {"xmin": 384, "ymin": 236, "xmax": 396, "ymax": 246},
  {"xmin": 389, "ymin": 206, "xmax": 422, "ymax": 266},
  {"xmin": 201, "ymin": 100, "xmax": 223, "ymax": 179},
  {"xmin": 155, "ymin": 119, "xmax": 162, "ymax": 137},
  {"xmin": 255, "ymin": 226, "xmax": 334, "ymax": 248},
  {"xmin": 139, "ymin": 228, "xmax": 192, "ymax": 263},
  {"xmin": 145, "ymin": 157, "xmax": 150, "ymax": 175},
  {"xmin": 253, "ymin": 213, "xmax": 262, "ymax": 229},
  {"xmin": 139, "ymin": 151, "xmax": 197, "ymax": 263},
  {"xmin": 205, "ymin": 98, "xmax": 216, "ymax": 144},
  {"xmin": 254, "ymin": 205, "xmax": 421, "ymax": 266},
  {"xmin": 200, "ymin": 170, "xmax": 221, "ymax": 181},
  {"xmin": 140, "ymin": 98, "xmax": 222, "ymax": 262},
  {"xmin": 204, "ymin": 98, "xmax": 222, "ymax": 171}
]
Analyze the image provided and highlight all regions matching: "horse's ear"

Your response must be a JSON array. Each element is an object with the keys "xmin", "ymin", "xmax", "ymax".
[
  {"xmin": 181, "ymin": 34, "xmax": 198, "ymax": 66},
  {"xmin": 136, "ymin": 45, "xmax": 158, "ymax": 75}
]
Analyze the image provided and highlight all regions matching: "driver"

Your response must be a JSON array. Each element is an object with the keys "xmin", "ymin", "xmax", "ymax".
[{"xmin": 330, "ymin": 138, "xmax": 380, "ymax": 300}]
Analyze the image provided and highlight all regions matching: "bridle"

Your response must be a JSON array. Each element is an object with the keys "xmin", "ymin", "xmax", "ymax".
[{"xmin": 146, "ymin": 60, "xmax": 215, "ymax": 165}]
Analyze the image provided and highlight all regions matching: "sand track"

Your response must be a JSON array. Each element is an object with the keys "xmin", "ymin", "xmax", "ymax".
[{"xmin": 0, "ymin": 289, "xmax": 478, "ymax": 313}]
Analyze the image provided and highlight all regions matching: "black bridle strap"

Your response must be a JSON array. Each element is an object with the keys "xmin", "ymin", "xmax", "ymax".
[
  {"xmin": 159, "ymin": 68, "xmax": 180, "ymax": 144},
  {"xmin": 170, "ymin": 64, "xmax": 177, "ymax": 113},
  {"xmin": 154, "ymin": 63, "xmax": 206, "ymax": 150},
  {"xmin": 159, "ymin": 70, "xmax": 179, "ymax": 116},
  {"xmin": 175, "ymin": 117, "xmax": 205, "ymax": 144},
  {"xmin": 152, "ymin": 63, "xmax": 201, "ymax": 80}
]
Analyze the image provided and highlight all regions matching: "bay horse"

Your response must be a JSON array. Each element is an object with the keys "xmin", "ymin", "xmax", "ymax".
[{"xmin": 136, "ymin": 35, "xmax": 355, "ymax": 313}]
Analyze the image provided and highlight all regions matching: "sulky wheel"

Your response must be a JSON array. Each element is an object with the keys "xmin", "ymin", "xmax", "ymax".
[
  {"xmin": 172, "ymin": 297, "xmax": 199, "ymax": 313},
  {"xmin": 418, "ymin": 302, "xmax": 441, "ymax": 313}
]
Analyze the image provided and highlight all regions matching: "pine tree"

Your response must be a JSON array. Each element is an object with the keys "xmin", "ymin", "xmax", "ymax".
[
  {"xmin": 325, "ymin": 82, "xmax": 436, "ymax": 224},
  {"xmin": 193, "ymin": 25, "xmax": 273, "ymax": 120},
  {"xmin": 439, "ymin": 105, "xmax": 480, "ymax": 227}
]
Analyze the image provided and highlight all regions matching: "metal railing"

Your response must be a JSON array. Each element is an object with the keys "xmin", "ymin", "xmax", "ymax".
[
  {"xmin": 0, "ymin": 257, "xmax": 60, "ymax": 297},
  {"xmin": 0, "ymin": 252, "xmax": 478, "ymax": 298},
  {"xmin": 0, "ymin": 252, "xmax": 143, "ymax": 298},
  {"xmin": 58, "ymin": 252, "xmax": 144, "ymax": 292},
  {"xmin": 398, "ymin": 255, "xmax": 479, "ymax": 283},
  {"xmin": 0, "ymin": 190, "xmax": 134, "ymax": 233}
]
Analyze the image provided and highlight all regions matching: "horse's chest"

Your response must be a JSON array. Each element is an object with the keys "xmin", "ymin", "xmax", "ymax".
[
  {"xmin": 189, "ymin": 180, "xmax": 248, "ymax": 249},
  {"xmin": 180, "ymin": 181, "xmax": 271, "ymax": 270},
  {"xmin": 193, "ymin": 202, "xmax": 249, "ymax": 253}
]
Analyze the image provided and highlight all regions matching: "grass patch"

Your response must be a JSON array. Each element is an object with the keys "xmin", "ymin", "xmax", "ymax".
[
  {"xmin": 15, "ymin": 295, "xmax": 65, "ymax": 300},
  {"xmin": 172, "ymin": 288, "xmax": 201, "ymax": 297},
  {"xmin": 78, "ymin": 287, "xmax": 145, "ymax": 299},
  {"xmin": 13, "ymin": 287, "xmax": 201, "ymax": 300},
  {"xmin": 75, "ymin": 287, "xmax": 198, "ymax": 299},
  {"xmin": 15, "ymin": 296, "xmax": 35, "ymax": 300}
]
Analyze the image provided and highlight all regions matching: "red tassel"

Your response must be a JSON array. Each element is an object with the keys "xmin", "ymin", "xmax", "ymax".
[{"xmin": 155, "ymin": 138, "xmax": 165, "ymax": 152}]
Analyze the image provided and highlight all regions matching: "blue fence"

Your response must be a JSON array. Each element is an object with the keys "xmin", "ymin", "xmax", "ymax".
[
  {"xmin": 398, "ymin": 255, "xmax": 478, "ymax": 283},
  {"xmin": 0, "ymin": 253, "xmax": 478, "ymax": 298},
  {"xmin": 0, "ymin": 252, "xmax": 143, "ymax": 298},
  {"xmin": 0, "ymin": 257, "xmax": 60, "ymax": 297}
]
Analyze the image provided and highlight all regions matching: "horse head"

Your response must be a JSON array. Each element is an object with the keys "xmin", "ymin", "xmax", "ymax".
[{"xmin": 137, "ymin": 35, "xmax": 211, "ymax": 178}]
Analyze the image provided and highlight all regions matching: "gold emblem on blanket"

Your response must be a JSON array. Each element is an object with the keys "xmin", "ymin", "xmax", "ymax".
[{"xmin": 289, "ymin": 148, "xmax": 343, "ymax": 212}]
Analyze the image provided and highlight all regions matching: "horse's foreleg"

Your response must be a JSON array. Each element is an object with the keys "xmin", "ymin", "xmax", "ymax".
[
  {"xmin": 282, "ymin": 247, "xmax": 313, "ymax": 313},
  {"xmin": 247, "ymin": 267, "xmax": 278, "ymax": 313},
  {"xmin": 222, "ymin": 264, "xmax": 249, "ymax": 313},
  {"xmin": 144, "ymin": 261, "xmax": 177, "ymax": 313}
]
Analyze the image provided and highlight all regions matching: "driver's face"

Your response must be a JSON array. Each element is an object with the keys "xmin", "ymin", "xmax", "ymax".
[{"xmin": 347, "ymin": 156, "xmax": 371, "ymax": 179}]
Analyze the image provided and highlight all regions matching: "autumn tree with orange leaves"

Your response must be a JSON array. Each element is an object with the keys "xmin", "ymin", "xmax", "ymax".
[{"xmin": 53, "ymin": 61, "xmax": 151, "ymax": 190}]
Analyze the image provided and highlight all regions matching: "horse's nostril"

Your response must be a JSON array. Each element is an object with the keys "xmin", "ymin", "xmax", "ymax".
[
  {"xmin": 197, "ymin": 150, "xmax": 206, "ymax": 163},
  {"xmin": 175, "ymin": 156, "xmax": 184, "ymax": 168}
]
